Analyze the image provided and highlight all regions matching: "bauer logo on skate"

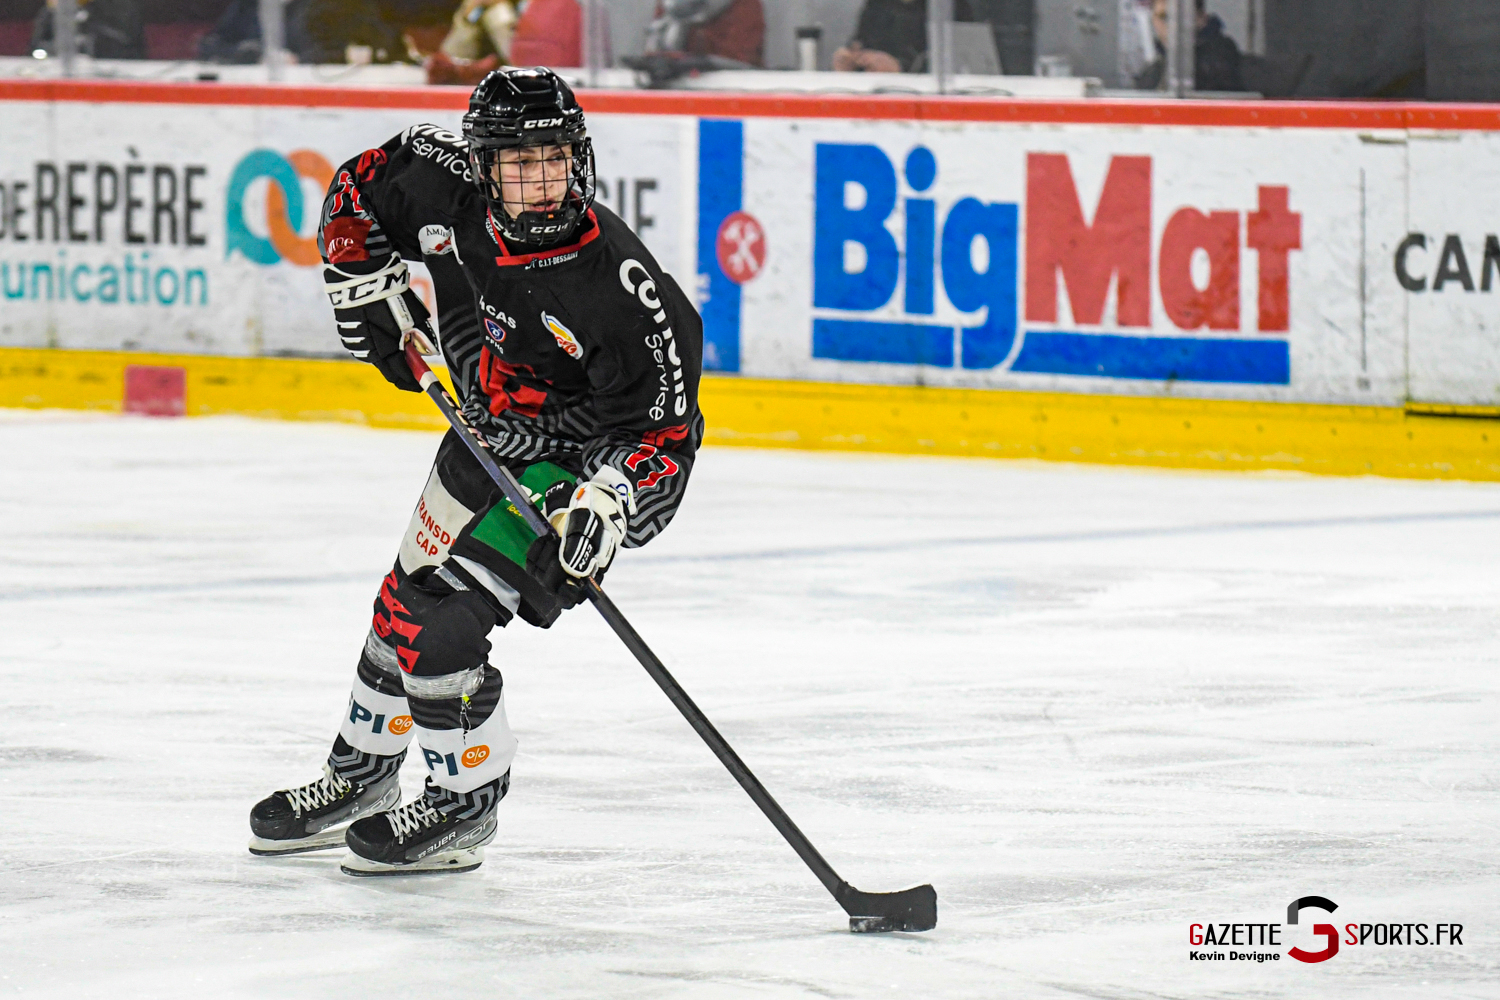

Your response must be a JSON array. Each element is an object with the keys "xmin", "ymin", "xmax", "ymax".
[{"xmin": 811, "ymin": 145, "xmax": 1300, "ymax": 385}]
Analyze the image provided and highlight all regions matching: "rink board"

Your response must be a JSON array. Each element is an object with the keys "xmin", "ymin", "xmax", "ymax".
[
  {"xmin": 0, "ymin": 82, "xmax": 1498, "ymax": 475},
  {"xmin": 4, "ymin": 345, "xmax": 1498, "ymax": 481}
]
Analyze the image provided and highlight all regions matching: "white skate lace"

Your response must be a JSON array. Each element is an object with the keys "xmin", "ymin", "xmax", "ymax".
[
  {"xmin": 283, "ymin": 765, "xmax": 352, "ymax": 816},
  {"xmin": 386, "ymin": 797, "xmax": 443, "ymax": 843}
]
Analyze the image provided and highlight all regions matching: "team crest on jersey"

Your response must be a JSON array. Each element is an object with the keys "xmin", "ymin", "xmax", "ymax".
[
  {"xmin": 542, "ymin": 311, "xmax": 583, "ymax": 359},
  {"xmin": 419, "ymin": 224, "xmax": 455, "ymax": 256},
  {"xmin": 483, "ymin": 318, "xmax": 507, "ymax": 351}
]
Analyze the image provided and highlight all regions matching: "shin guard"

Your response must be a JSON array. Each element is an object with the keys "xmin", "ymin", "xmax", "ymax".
[
  {"xmin": 406, "ymin": 665, "xmax": 517, "ymax": 796},
  {"xmin": 328, "ymin": 632, "xmax": 415, "ymax": 785}
]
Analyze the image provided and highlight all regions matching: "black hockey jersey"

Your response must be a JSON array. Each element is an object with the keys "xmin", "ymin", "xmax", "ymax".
[{"xmin": 318, "ymin": 124, "xmax": 704, "ymax": 547}]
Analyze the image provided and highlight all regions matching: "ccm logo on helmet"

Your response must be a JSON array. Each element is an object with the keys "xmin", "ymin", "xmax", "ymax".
[
  {"xmin": 620, "ymin": 259, "xmax": 687, "ymax": 420},
  {"xmin": 523, "ymin": 117, "xmax": 565, "ymax": 129}
]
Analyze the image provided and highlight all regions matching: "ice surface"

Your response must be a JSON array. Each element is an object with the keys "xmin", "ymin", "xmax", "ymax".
[{"xmin": 1, "ymin": 411, "xmax": 1498, "ymax": 999}]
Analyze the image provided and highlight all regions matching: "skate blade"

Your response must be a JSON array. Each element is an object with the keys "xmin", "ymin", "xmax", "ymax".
[
  {"xmin": 340, "ymin": 847, "xmax": 486, "ymax": 877},
  {"xmin": 248, "ymin": 827, "xmax": 349, "ymax": 856}
]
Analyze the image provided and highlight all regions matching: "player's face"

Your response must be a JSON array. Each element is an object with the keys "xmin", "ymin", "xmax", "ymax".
[{"xmin": 493, "ymin": 144, "xmax": 573, "ymax": 217}]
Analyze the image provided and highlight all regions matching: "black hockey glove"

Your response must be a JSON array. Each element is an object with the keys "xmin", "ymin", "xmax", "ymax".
[
  {"xmin": 324, "ymin": 255, "xmax": 433, "ymax": 393},
  {"xmin": 523, "ymin": 469, "xmax": 636, "ymax": 607},
  {"xmin": 524, "ymin": 533, "xmax": 590, "ymax": 609}
]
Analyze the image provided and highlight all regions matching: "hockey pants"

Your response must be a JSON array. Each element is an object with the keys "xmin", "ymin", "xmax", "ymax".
[{"xmin": 331, "ymin": 429, "xmax": 579, "ymax": 798}]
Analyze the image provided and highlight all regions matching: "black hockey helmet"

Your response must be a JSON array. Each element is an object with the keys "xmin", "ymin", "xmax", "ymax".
[{"xmin": 463, "ymin": 67, "xmax": 596, "ymax": 248}]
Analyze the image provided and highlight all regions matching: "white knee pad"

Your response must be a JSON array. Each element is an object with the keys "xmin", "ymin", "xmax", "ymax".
[
  {"xmin": 413, "ymin": 694, "xmax": 518, "ymax": 794},
  {"xmin": 397, "ymin": 467, "xmax": 475, "ymax": 575},
  {"xmin": 338, "ymin": 675, "xmax": 416, "ymax": 757}
]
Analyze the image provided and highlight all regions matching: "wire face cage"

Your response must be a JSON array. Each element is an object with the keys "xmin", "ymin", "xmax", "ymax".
[{"xmin": 472, "ymin": 138, "xmax": 596, "ymax": 248}]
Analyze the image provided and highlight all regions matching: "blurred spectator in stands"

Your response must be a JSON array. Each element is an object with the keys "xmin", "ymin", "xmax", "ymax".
[
  {"xmin": 384, "ymin": 0, "xmax": 452, "ymax": 56},
  {"xmin": 425, "ymin": 47, "xmax": 501, "ymax": 84},
  {"xmin": 833, "ymin": 0, "xmax": 972, "ymax": 74},
  {"xmin": 964, "ymin": 0, "xmax": 1034, "ymax": 78},
  {"xmin": 508, "ymin": 0, "xmax": 583, "ymax": 65},
  {"xmin": 298, "ymin": 0, "xmax": 450, "ymax": 62},
  {"xmin": 1117, "ymin": 0, "xmax": 1155, "ymax": 84},
  {"xmin": 436, "ymin": 0, "xmax": 517, "ymax": 61},
  {"xmin": 1134, "ymin": 0, "xmax": 1243, "ymax": 91},
  {"xmin": 427, "ymin": 0, "xmax": 584, "ymax": 84},
  {"xmin": 198, "ymin": 0, "xmax": 315, "ymax": 63},
  {"xmin": 197, "ymin": 0, "xmax": 455, "ymax": 64},
  {"xmin": 31, "ymin": 0, "xmax": 146, "ymax": 59},
  {"xmin": 645, "ymin": 0, "xmax": 763, "ymax": 68}
]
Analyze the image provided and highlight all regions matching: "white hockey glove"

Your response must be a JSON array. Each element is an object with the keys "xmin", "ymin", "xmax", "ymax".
[
  {"xmin": 546, "ymin": 467, "xmax": 636, "ymax": 580},
  {"xmin": 324, "ymin": 255, "xmax": 435, "ymax": 393}
]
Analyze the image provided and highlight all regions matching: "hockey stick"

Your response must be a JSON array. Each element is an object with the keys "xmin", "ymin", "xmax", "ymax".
[{"xmin": 401, "ymin": 340, "xmax": 936, "ymax": 933}]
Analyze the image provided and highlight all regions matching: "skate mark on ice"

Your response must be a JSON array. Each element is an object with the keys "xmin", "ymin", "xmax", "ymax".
[
  {"xmin": 0, "ymin": 572, "xmax": 376, "ymax": 601},
  {"xmin": 632, "ymin": 509, "xmax": 1500, "ymax": 565},
  {"xmin": 0, "ymin": 848, "xmax": 158, "ymax": 875},
  {"xmin": 1042, "ymin": 702, "xmax": 1080, "ymax": 761},
  {"xmin": 609, "ymin": 968, "xmax": 856, "ymax": 999},
  {"xmin": 791, "ymin": 684, "xmax": 1483, "ymax": 759},
  {"xmin": 0, "ymin": 746, "xmax": 108, "ymax": 764},
  {"xmin": 1039, "ymin": 983, "xmax": 1213, "ymax": 1000}
]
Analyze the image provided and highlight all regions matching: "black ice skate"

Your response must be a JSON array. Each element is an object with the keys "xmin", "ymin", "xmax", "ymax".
[
  {"xmin": 248, "ymin": 764, "xmax": 402, "ymax": 856},
  {"xmin": 341, "ymin": 775, "xmax": 505, "ymax": 877}
]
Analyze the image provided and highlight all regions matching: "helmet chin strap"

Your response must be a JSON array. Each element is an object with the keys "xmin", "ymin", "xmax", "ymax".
[
  {"xmin": 513, "ymin": 210, "xmax": 585, "ymax": 247},
  {"xmin": 487, "ymin": 204, "xmax": 585, "ymax": 251}
]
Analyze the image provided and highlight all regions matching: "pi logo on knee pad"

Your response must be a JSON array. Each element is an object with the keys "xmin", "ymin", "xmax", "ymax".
[
  {"xmin": 422, "ymin": 745, "xmax": 490, "ymax": 776},
  {"xmin": 349, "ymin": 699, "xmax": 386, "ymax": 735},
  {"xmin": 462, "ymin": 746, "xmax": 490, "ymax": 768},
  {"xmin": 422, "ymin": 748, "xmax": 459, "ymax": 776},
  {"xmin": 350, "ymin": 699, "xmax": 414, "ymax": 737}
]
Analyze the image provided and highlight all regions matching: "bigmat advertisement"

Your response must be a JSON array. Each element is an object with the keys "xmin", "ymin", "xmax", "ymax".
[{"xmin": 0, "ymin": 84, "xmax": 1497, "ymax": 409}]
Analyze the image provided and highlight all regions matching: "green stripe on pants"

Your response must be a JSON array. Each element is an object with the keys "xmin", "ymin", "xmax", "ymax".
[{"xmin": 465, "ymin": 461, "xmax": 577, "ymax": 568}]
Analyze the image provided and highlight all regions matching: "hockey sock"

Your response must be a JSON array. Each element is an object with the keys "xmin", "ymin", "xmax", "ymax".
[
  {"xmin": 328, "ymin": 632, "xmax": 416, "ymax": 784},
  {"xmin": 425, "ymin": 770, "xmax": 510, "ymax": 821},
  {"xmin": 405, "ymin": 664, "xmax": 518, "ymax": 797}
]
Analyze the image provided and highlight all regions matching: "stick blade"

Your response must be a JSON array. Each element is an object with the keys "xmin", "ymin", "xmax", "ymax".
[{"xmin": 837, "ymin": 882, "xmax": 938, "ymax": 933}]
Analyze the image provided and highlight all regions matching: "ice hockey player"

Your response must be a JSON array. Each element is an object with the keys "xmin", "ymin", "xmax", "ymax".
[{"xmin": 248, "ymin": 67, "xmax": 704, "ymax": 875}]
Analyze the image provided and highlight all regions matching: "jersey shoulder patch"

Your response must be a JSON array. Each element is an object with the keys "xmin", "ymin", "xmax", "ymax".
[{"xmin": 419, "ymin": 224, "xmax": 456, "ymax": 256}]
